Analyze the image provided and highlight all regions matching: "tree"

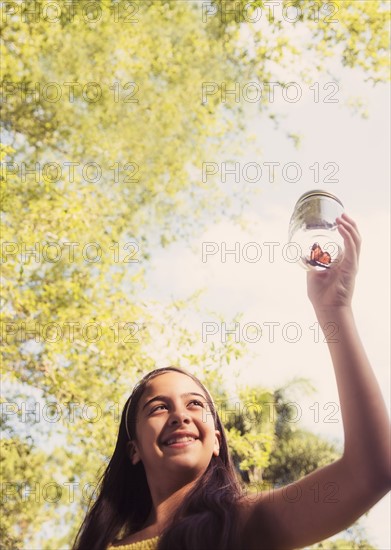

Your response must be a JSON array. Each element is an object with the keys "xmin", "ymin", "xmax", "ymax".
[
  {"xmin": 263, "ymin": 385, "xmax": 340, "ymax": 486},
  {"xmin": 228, "ymin": 382, "xmax": 377, "ymax": 549}
]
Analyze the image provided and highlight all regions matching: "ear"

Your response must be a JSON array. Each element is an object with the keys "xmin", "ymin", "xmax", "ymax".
[
  {"xmin": 127, "ymin": 440, "xmax": 141, "ymax": 465},
  {"xmin": 213, "ymin": 430, "xmax": 221, "ymax": 457}
]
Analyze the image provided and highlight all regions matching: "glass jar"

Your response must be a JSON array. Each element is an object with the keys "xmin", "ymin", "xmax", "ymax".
[{"xmin": 288, "ymin": 190, "xmax": 344, "ymax": 270}]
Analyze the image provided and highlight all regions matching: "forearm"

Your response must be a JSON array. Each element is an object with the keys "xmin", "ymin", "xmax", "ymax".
[{"xmin": 315, "ymin": 305, "xmax": 391, "ymax": 486}]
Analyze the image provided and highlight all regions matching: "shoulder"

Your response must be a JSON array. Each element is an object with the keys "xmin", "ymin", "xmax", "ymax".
[{"xmin": 237, "ymin": 493, "xmax": 285, "ymax": 550}]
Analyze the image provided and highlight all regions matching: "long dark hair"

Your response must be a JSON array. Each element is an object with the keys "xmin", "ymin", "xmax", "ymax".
[{"xmin": 73, "ymin": 367, "xmax": 244, "ymax": 550}]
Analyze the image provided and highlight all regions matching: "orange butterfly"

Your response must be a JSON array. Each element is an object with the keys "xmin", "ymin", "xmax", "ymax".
[{"xmin": 308, "ymin": 243, "xmax": 331, "ymax": 268}]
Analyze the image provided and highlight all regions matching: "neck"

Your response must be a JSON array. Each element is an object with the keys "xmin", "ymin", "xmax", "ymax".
[{"xmin": 144, "ymin": 475, "xmax": 198, "ymax": 532}]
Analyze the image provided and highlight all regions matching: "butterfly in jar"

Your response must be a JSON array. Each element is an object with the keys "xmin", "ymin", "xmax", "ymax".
[{"xmin": 307, "ymin": 243, "xmax": 332, "ymax": 268}]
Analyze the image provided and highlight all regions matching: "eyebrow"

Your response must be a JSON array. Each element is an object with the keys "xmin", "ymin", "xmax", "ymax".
[{"xmin": 142, "ymin": 392, "xmax": 207, "ymax": 411}]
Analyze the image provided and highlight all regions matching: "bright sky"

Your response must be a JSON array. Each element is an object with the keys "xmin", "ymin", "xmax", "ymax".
[{"xmin": 141, "ymin": 38, "xmax": 391, "ymax": 549}]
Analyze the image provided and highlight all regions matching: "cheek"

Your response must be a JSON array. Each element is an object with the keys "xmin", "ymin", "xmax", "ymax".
[
  {"xmin": 201, "ymin": 419, "xmax": 218, "ymax": 445},
  {"xmin": 135, "ymin": 421, "xmax": 155, "ymax": 447},
  {"xmin": 137, "ymin": 417, "xmax": 165, "ymax": 444}
]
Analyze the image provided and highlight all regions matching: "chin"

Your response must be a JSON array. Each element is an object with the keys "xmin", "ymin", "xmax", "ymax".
[{"xmin": 167, "ymin": 458, "xmax": 206, "ymax": 478}]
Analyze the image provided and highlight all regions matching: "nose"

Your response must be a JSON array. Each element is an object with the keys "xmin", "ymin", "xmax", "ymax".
[{"xmin": 168, "ymin": 410, "xmax": 191, "ymax": 426}]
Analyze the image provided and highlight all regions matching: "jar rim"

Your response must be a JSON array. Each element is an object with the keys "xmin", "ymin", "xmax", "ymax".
[{"xmin": 295, "ymin": 189, "xmax": 344, "ymax": 208}]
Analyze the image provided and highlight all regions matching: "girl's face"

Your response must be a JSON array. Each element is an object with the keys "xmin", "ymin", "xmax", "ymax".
[{"xmin": 129, "ymin": 372, "xmax": 221, "ymax": 480}]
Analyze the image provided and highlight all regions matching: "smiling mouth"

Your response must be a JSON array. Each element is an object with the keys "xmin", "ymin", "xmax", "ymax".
[{"xmin": 164, "ymin": 436, "xmax": 198, "ymax": 447}]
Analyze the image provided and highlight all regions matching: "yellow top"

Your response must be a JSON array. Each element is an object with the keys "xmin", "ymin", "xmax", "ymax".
[{"xmin": 108, "ymin": 536, "xmax": 159, "ymax": 550}]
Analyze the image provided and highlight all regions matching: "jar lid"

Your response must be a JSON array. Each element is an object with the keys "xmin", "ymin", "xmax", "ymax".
[{"xmin": 295, "ymin": 189, "xmax": 344, "ymax": 208}]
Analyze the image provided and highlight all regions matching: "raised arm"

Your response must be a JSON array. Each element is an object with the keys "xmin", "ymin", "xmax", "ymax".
[{"xmin": 244, "ymin": 213, "xmax": 391, "ymax": 549}]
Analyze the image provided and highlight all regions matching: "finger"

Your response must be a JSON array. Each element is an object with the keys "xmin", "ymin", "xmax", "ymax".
[
  {"xmin": 337, "ymin": 222, "xmax": 359, "ymax": 269},
  {"xmin": 339, "ymin": 213, "xmax": 361, "ymax": 248},
  {"xmin": 340, "ymin": 212, "xmax": 357, "ymax": 226},
  {"xmin": 336, "ymin": 213, "xmax": 361, "ymax": 257}
]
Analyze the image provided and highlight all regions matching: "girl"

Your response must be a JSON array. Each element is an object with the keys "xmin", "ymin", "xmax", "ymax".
[{"xmin": 74, "ymin": 214, "xmax": 390, "ymax": 550}]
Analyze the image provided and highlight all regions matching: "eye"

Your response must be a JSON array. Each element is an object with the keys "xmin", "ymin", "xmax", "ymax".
[
  {"xmin": 188, "ymin": 400, "xmax": 204, "ymax": 408},
  {"xmin": 149, "ymin": 404, "xmax": 168, "ymax": 414}
]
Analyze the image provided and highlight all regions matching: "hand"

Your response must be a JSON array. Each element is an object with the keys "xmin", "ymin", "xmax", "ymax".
[{"xmin": 306, "ymin": 213, "xmax": 361, "ymax": 312}]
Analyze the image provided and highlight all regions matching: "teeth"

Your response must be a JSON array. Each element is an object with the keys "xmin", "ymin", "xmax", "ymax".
[{"xmin": 165, "ymin": 436, "xmax": 196, "ymax": 446}]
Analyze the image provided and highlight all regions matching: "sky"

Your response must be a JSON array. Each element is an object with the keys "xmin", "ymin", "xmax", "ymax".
[{"xmin": 140, "ymin": 32, "xmax": 391, "ymax": 550}]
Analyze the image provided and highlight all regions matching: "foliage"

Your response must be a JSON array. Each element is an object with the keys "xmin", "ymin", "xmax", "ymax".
[
  {"xmin": 264, "ymin": 428, "xmax": 340, "ymax": 486},
  {"xmin": 223, "ymin": 386, "xmax": 275, "ymax": 482},
  {"xmin": 0, "ymin": 414, "xmax": 50, "ymax": 549},
  {"xmin": 263, "ymin": 386, "xmax": 340, "ymax": 485},
  {"xmin": 309, "ymin": 522, "xmax": 377, "ymax": 549}
]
